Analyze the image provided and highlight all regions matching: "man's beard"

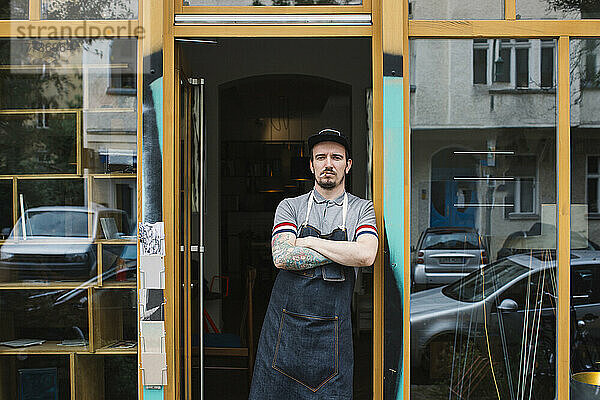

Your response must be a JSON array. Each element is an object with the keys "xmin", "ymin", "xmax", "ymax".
[
  {"xmin": 316, "ymin": 171, "xmax": 344, "ymax": 190},
  {"xmin": 316, "ymin": 178, "xmax": 337, "ymax": 189}
]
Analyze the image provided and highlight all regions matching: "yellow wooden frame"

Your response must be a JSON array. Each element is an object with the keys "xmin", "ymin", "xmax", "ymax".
[{"xmin": 164, "ymin": 3, "xmax": 384, "ymax": 400}]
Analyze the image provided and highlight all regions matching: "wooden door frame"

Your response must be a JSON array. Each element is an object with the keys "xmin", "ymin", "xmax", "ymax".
[{"xmin": 161, "ymin": 4, "xmax": 385, "ymax": 400}]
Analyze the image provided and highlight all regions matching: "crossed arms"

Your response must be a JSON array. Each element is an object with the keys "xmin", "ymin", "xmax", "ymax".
[{"xmin": 271, "ymin": 232, "xmax": 378, "ymax": 270}]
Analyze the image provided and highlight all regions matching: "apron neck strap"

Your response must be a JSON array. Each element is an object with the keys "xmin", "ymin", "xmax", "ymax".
[
  {"xmin": 341, "ymin": 192, "xmax": 348, "ymax": 230},
  {"xmin": 303, "ymin": 190, "xmax": 348, "ymax": 230},
  {"xmin": 304, "ymin": 191, "xmax": 315, "ymax": 226}
]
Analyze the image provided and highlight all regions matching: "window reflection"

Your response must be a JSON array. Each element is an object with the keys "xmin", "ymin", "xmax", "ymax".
[
  {"xmin": 409, "ymin": 0, "xmax": 503, "ymax": 20},
  {"xmin": 405, "ymin": 39, "xmax": 558, "ymax": 400},
  {"xmin": 184, "ymin": 0, "xmax": 361, "ymax": 6},
  {"xmin": 518, "ymin": 0, "xmax": 600, "ymax": 19},
  {"xmin": 0, "ymin": 39, "xmax": 137, "ymax": 285},
  {"xmin": 570, "ymin": 38, "xmax": 600, "ymax": 396},
  {"xmin": 41, "ymin": 0, "xmax": 137, "ymax": 19},
  {"xmin": 0, "ymin": 0, "xmax": 27, "ymax": 19}
]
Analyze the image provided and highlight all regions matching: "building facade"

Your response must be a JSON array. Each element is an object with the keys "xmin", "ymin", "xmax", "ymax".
[{"xmin": 0, "ymin": 0, "xmax": 598, "ymax": 399}]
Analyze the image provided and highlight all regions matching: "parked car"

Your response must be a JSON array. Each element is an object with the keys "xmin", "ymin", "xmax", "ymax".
[
  {"xmin": 410, "ymin": 251, "xmax": 600, "ymax": 397},
  {"xmin": 0, "ymin": 206, "xmax": 132, "ymax": 281},
  {"xmin": 497, "ymin": 222, "xmax": 600, "ymax": 260},
  {"xmin": 412, "ymin": 227, "xmax": 488, "ymax": 289}
]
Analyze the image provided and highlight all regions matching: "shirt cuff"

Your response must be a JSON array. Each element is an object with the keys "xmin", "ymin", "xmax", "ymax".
[
  {"xmin": 355, "ymin": 224, "xmax": 378, "ymax": 238},
  {"xmin": 272, "ymin": 222, "xmax": 298, "ymax": 237}
]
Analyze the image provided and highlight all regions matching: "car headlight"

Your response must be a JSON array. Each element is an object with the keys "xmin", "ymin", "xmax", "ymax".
[{"xmin": 0, "ymin": 252, "xmax": 13, "ymax": 261}]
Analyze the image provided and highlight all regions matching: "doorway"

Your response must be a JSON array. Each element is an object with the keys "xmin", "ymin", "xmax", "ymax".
[{"xmin": 178, "ymin": 37, "xmax": 372, "ymax": 400}]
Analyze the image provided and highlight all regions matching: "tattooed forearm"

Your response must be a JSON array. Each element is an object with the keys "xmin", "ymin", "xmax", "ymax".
[{"xmin": 272, "ymin": 234, "xmax": 330, "ymax": 270}]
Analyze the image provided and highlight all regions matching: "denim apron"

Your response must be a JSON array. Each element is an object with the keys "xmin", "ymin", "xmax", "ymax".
[{"xmin": 249, "ymin": 192, "xmax": 356, "ymax": 400}]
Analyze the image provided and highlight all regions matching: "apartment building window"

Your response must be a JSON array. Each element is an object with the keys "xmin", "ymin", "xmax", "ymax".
[
  {"xmin": 473, "ymin": 39, "xmax": 488, "ymax": 84},
  {"xmin": 587, "ymin": 156, "xmax": 600, "ymax": 213},
  {"xmin": 505, "ymin": 155, "xmax": 538, "ymax": 216},
  {"xmin": 473, "ymin": 39, "xmax": 533, "ymax": 88},
  {"xmin": 541, "ymin": 39, "xmax": 555, "ymax": 88},
  {"xmin": 583, "ymin": 39, "xmax": 600, "ymax": 88},
  {"xmin": 108, "ymin": 39, "xmax": 136, "ymax": 94}
]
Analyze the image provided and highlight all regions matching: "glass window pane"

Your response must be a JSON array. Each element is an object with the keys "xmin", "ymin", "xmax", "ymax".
[
  {"xmin": 0, "ymin": 39, "xmax": 138, "ymax": 175},
  {"xmin": 571, "ymin": 40, "xmax": 600, "ymax": 394},
  {"xmin": 0, "ymin": 36, "xmax": 139, "ymax": 394},
  {"xmin": 517, "ymin": 0, "xmax": 600, "ymax": 19},
  {"xmin": 473, "ymin": 47, "xmax": 488, "ymax": 84},
  {"xmin": 495, "ymin": 47, "xmax": 511, "ymax": 83},
  {"xmin": 404, "ymin": 38, "xmax": 557, "ymax": 400},
  {"xmin": 0, "ymin": 113, "xmax": 77, "ymax": 175},
  {"xmin": 516, "ymin": 48, "xmax": 530, "ymax": 88},
  {"xmin": 541, "ymin": 45, "xmax": 554, "ymax": 88},
  {"xmin": 186, "ymin": 0, "xmax": 361, "ymax": 6},
  {"xmin": 0, "ymin": 180, "xmax": 12, "ymax": 239},
  {"xmin": 0, "ymin": 290, "xmax": 88, "ymax": 343},
  {"xmin": 410, "ymin": 0, "xmax": 504, "ymax": 19},
  {"xmin": 41, "ymin": 0, "xmax": 137, "ymax": 19},
  {"xmin": 0, "ymin": 355, "xmax": 71, "ymax": 397},
  {"xmin": 0, "ymin": 0, "xmax": 27, "ymax": 19},
  {"xmin": 102, "ymin": 244, "xmax": 136, "ymax": 285}
]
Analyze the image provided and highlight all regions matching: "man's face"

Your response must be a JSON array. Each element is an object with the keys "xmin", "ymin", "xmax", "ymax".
[{"xmin": 310, "ymin": 141, "xmax": 352, "ymax": 190}]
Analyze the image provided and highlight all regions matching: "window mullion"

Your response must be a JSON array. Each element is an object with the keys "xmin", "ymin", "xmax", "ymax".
[
  {"xmin": 505, "ymin": 0, "xmax": 516, "ymax": 20},
  {"xmin": 556, "ymin": 35, "xmax": 571, "ymax": 400}
]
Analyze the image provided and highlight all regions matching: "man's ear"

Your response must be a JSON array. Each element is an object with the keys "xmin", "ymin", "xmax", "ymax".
[
  {"xmin": 309, "ymin": 158, "xmax": 314, "ymax": 174},
  {"xmin": 345, "ymin": 159, "xmax": 353, "ymax": 174}
]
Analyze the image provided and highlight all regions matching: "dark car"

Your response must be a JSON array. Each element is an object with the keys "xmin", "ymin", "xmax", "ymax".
[{"xmin": 412, "ymin": 227, "xmax": 488, "ymax": 289}]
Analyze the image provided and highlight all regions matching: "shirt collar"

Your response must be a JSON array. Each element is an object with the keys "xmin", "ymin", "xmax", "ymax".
[{"xmin": 312, "ymin": 188, "xmax": 346, "ymax": 205}]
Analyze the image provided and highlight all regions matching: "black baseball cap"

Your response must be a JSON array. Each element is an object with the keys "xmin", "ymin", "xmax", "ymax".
[{"xmin": 307, "ymin": 129, "xmax": 351, "ymax": 156}]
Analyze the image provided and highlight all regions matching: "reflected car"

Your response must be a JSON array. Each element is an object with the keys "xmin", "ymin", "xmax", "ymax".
[
  {"xmin": 412, "ymin": 227, "xmax": 488, "ymax": 289},
  {"xmin": 497, "ymin": 222, "xmax": 600, "ymax": 260},
  {"xmin": 0, "ymin": 206, "xmax": 131, "ymax": 281},
  {"xmin": 410, "ymin": 252, "xmax": 600, "ymax": 387}
]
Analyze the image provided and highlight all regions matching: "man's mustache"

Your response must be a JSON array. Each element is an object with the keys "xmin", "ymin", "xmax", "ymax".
[{"xmin": 320, "ymin": 168, "xmax": 336, "ymax": 176}]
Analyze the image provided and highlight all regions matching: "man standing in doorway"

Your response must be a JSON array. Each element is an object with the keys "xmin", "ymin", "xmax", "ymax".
[{"xmin": 249, "ymin": 129, "xmax": 379, "ymax": 399}]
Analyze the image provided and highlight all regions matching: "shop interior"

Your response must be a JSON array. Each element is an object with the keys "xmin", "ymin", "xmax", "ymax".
[{"xmin": 178, "ymin": 37, "xmax": 373, "ymax": 399}]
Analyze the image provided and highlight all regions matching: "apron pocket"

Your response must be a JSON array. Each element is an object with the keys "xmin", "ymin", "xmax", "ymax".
[{"xmin": 272, "ymin": 309, "xmax": 338, "ymax": 392}]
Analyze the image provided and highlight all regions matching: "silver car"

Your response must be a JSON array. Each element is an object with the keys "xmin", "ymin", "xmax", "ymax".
[
  {"xmin": 410, "ymin": 251, "xmax": 600, "ymax": 396},
  {"xmin": 412, "ymin": 227, "xmax": 488, "ymax": 289}
]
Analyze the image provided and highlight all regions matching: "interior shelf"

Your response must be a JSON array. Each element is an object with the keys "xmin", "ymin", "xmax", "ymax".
[
  {"xmin": 94, "ymin": 343, "xmax": 138, "ymax": 355},
  {"xmin": 0, "ymin": 341, "xmax": 89, "ymax": 355}
]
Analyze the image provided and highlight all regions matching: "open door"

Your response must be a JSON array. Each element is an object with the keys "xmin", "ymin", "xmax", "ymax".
[
  {"xmin": 177, "ymin": 37, "xmax": 373, "ymax": 400},
  {"xmin": 180, "ymin": 75, "xmax": 205, "ymax": 400}
]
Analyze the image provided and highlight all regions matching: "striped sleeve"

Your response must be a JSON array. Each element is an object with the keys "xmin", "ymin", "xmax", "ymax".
[
  {"xmin": 355, "ymin": 201, "xmax": 378, "ymax": 239},
  {"xmin": 272, "ymin": 222, "xmax": 298, "ymax": 236},
  {"xmin": 272, "ymin": 199, "xmax": 298, "ymax": 237}
]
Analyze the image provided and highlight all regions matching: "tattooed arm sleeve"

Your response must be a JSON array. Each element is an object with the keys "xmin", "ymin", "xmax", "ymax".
[{"xmin": 272, "ymin": 231, "xmax": 330, "ymax": 270}]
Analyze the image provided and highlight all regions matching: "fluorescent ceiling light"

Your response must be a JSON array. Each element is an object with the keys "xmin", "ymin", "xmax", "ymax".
[{"xmin": 175, "ymin": 14, "xmax": 371, "ymax": 25}]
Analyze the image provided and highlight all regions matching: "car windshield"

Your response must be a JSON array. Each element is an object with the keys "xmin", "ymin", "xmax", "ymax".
[
  {"xmin": 442, "ymin": 259, "xmax": 529, "ymax": 302},
  {"xmin": 422, "ymin": 231, "xmax": 481, "ymax": 250},
  {"xmin": 15, "ymin": 210, "xmax": 90, "ymax": 238}
]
